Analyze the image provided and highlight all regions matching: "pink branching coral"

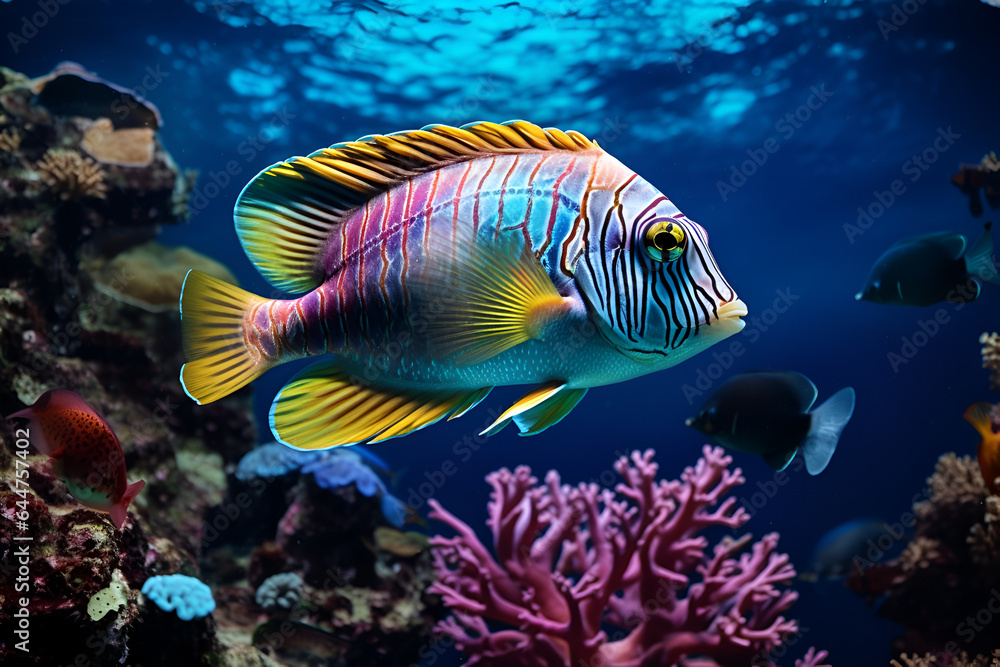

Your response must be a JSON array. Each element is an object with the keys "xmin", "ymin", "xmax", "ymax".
[{"xmin": 428, "ymin": 446, "xmax": 825, "ymax": 667}]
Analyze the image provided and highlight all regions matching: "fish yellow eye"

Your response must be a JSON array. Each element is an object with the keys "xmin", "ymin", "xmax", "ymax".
[{"xmin": 643, "ymin": 220, "xmax": 686, "ymax": 262}]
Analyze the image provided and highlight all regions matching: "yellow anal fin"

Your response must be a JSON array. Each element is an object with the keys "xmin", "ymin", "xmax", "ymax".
[
  {"xmin": 179, "ymin": 270, "xmax": 269, "ymax": 405},
  {"xmin": 965, "ymin": 401, "xmax": 996, "ymax": 438},
  {"xmin": 425, "ymin": 233, "xmax": 572, "ymax": 366},
  {"xmin": 269, "ymin": 361, "xmax": 492, "ymax": 449},
  {"xmin": 481, "ymin": 381, "xmax": 570, "ymax": 437}
]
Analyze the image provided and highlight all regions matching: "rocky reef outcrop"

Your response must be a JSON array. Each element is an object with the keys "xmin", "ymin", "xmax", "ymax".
[{"xmin": 0, "ymin": 63, "xmax": 440, "ymax": 666}]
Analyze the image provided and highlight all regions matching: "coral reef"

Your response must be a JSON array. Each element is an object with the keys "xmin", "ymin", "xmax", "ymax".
[
  {"xmin": 250, "ymin": 469, "xmax": 443, "ymax": 664},
  {"xmin": 374, "ymin": 526, "xmax": 430, "ymax": 557},
  {"xmin": 190, "ymin": 442, "xmax": 445, "ymax": 665},
  {"xmin": 0, "ymin": 127, "xmax": 21, "ymax": 153},
  {"xmin": 0, "ymin": 486, "xmax": 148, "ymax": 664},
  {"xmin": 82, "ymin": 241, "xmax": 238, "ymax": 313},
  {"xmin": 892, "ymin": 651, "xmax": 1000, "ymax": 667},
  {"xmin": 952, "ymin": 152, "xmax": 1000, "ymax": 217},
  {"xmin": 981, "ymin": 332, "xmax": 1000, "ymax": 390},
  {"xmin": 0, "ymin": 59, "xmax": 438, "ymax": 667},
  {"xmin": 88, "ymin": 570, "xmax": 130, "ymax": 621},
  {"xmin": 0, "ymin": 63, "xmax": 255, "ymax": 666},
  {"xmin": 848, "ymin": 448, "xmax": 1000, "ymax": 657},
  {"xmin": 237, "ymin": 443, "xmax": 408, "ymax": 527},
  {"xmin": 236, "ymin": 442, "xmax": 319, "ymax": 479},
  {"xmin": 35, "ymin": 148, "xmax": 108, "ymax": 200},
  {"xmin": 31, "ymin": 61, "xmax": 163, "ymax": 130},
  {"xmin": 142, "ymin": 573, "xmax": 217, "ymax": 620},
  {"xmin": 428, "ymin": 446, "xmax": 824, "ymax": 667},
  {"xmin": 255, "ymin": 572, "xmax": 303, "ymax": 611},
  {"xmin": 80, "ymin": 117, "xmax": 156, "ymax": 167}
]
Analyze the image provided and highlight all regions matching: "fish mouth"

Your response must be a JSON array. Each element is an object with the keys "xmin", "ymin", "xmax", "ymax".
[
  {"xmin": 716, "ymin": 298, "xmax": 748, "ymax": 323},
  {"xmin": 706, "ymin": 298, "xmax": 747, "ymax": 338}
]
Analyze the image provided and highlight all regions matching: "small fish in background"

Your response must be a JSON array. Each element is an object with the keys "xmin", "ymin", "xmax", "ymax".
[
  {"xmin": 686, "ymin": 371, "xmax": 855, "ymax": 475},
  {"xmin": 963, "ymin": 401, "xmax": 1000, "ymax": 494},
  {"xmin": 799, "ymin": 518, "xmax": 897, "ymax": 582},
  {"xmin": 855, "ymin": 222, "xmax": 1000, "ymax": 306},
  {"xmin": 252, "ymin": 619, "xmax": 352, "ymax": 662},
  {"xmin": 5, "ymin": 389, "xmax": 145, "ymax": 529}
]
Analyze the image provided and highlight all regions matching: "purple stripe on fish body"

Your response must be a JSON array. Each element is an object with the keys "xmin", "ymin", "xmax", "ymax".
[
  {"xmin": 313, "ymin": 151, "xmax": 610, "ymax": 353},
  {"xmin": 245, "ymin": 290, "xmax": 330, "ymax": 363}
]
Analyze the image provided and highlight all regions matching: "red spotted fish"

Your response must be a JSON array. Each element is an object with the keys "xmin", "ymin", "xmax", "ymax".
[
  {"xmin": 179, "ymin": 120, "xmax": 747, "ymax": 449},
  {"xmin": 6, "ymin": 390, "xmax": 145, "ymax": 529}
]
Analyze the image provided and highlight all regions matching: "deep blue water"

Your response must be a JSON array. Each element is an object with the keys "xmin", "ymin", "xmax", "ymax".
[{"xmin": 6, "ymin": 0, "xmax": 1000, "ymax": 663}]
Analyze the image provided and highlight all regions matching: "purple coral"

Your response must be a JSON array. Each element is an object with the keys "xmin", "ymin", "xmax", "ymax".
[{"xmin": 428, "ymin": 446, "xmax": 823, "ymax": 667}]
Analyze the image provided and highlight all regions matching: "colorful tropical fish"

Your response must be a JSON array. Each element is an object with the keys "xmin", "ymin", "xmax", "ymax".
[
  {"xmin": 5, "ymin": 389, "xmax": 145, "ymax": 529},
  {"xmin": 964, "ymin": 401, "xmax": 1000, "ymax": 494},
  {"xmin": 179, "ymin": 120, "xmax": 746, "ymax": 449}
]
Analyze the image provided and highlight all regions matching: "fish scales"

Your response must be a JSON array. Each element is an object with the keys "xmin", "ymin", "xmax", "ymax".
[
  {"xmin": 244, "ymin": 151, "xmax": 725, "ymax": 383},
  {"xmin": 270, "ymin": 152, "xmax": 610, "ymax": 365}
]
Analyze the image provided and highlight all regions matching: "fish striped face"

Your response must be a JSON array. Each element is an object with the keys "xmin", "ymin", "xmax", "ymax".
[{"xmin": 574, "ymin": 174, "xmax": 745, "ymax": 363}]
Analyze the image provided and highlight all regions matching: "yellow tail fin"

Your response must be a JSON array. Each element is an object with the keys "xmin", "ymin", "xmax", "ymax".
[{"xmin": 179, "ymin": 270, "xmax": 268, "ymax": 405}]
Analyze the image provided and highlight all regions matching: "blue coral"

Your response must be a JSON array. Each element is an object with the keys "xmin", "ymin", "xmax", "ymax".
[
  {"xmin": 236, "ymin": 443, "xmax": 407, "ymax": 527},
  {"xmin": 235, "ymin": 442, "xmax": 317, "ymax": 479},
  {"xmin": 303, "ymin": 450, "xmax": 383, "ymax": 495},
  {"xmin": 303, "ymin": 450, "xmax": 408, "ymax": 528},
  {"xmin": 141, "ymin": 574, "xmax": 215, "ymax": 621}
]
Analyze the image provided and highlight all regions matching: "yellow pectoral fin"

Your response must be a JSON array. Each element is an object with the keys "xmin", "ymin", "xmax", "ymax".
[
  {"xmin": 269, "ymin": 361, "xmax": 492, "ymax": 449},
  {"xmin": 423, "ymin": 233, "xmax": 572, "ymax": 365},
  {"xmin": 481, "ymin": 381, "xmax": 573, "ymax": 437}
]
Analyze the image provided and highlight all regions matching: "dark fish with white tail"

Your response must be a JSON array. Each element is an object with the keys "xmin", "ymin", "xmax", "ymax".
[
  {"xmin": 855, "ymin": 222, "xmax": 1000, "ymax": 307},
  {"xmin": 685, "ymin": 371, "xmax": 855, "ymax": 475}
]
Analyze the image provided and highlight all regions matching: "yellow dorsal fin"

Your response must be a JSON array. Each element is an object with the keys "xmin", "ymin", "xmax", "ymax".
[
  {"xmin": 269, "ymin": 361, "xmax": 492, "ymax": 449},
  {"xmin": 965, "ymin": 401, "xmax": 996, "ymax": 438},
  {"xmin": 235, "ymin": 121, "xmax": 601, "ymax": 294}
]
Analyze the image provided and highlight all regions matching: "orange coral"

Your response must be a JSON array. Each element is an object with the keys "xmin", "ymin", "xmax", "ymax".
[
  {"xmin": 80, "ymin": 117, "xmax": 155, "ymax": 167},
  {"xmin": 35, "ymin": 149, "xmax": 107, "ymax": 200}
]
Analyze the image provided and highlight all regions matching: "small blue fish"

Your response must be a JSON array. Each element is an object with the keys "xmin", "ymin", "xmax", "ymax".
[
  {"xmin": 855, "ymin": 223, "xmax": 1000, "ymax": 306},
  {"xmin": 685, "ymin": 371, "xmax": 855, "ymax": 475}
]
